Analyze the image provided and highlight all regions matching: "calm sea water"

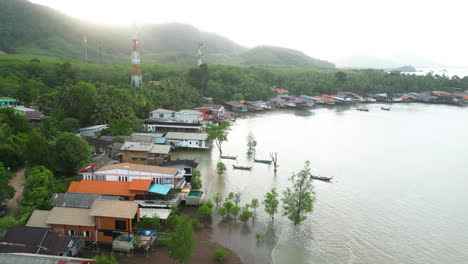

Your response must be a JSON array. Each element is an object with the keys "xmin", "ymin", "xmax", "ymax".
[{"xmin": 173, "ymin": 103, "xmax": 468, "ymax": 264}]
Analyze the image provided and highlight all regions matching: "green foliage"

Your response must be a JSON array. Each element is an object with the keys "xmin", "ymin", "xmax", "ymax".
[
  {"xmin": 213, "ymin": 248, "xmax": 230, "ymax": 261},
  {"xmin": 250, "ymin": 198, "xmax": 259, "ymax": 213},
  {"xmin": 282, "ymin": 161, "xmax": 316, "ymax": 225},
  {"xmin": 216, "ymin": 162, "xmax": 226, "ymax": 176},
  {"xmin": 256, "ymin": 233, "xmax": 265, "ymax": 241},
  {"xmin": 0, "ymin": 162, "xmax": 15, "ymax": 204},
  {"xmin": 206, "ymin": 121, "xmax": 230, "ymax": 156},
  {"xmin": 217, "ymin": 207, "xmax": 227, "ymax": 219},
  {"xmin": 54, "ymin": 132, "xmax": 92, "ymax": 173},
  {"xmin": 239, "ymin": 210, "xmax": 253, "ymax": 223},
  {"xmin": 191, "ymin": 170, "xmax": 202, "ymax": 190},
  {"xmin": 137, "ymin": 216, "xmax": 162, "ymax": 231},
  {"xmin": 58, "ymin": 117, "xmax": 79, "ymax": 133},
  {"xmin": 0, "ymin": 217, "xmax": 19, "ymax": 236},
  {"xmin": 226, "ymin": 192, "xmax": 235, "ymax": 202},
  {"xmin": 213, "ymin": 192, "xmax": 222, "ymax": 208},
  {"xmin": 169, "ymin": 214, "xmax": 197, "ymax": 263},
  {"xmin": 190, "ymin": 218, "xmax": 204, "ymax": 229},
  {"xmin": 23, "ymin": 131, "xmax": 52, "ymax": 168},
  {"xmin": 21, "ymin": 166, "xmax": 54, "ymax": 208},
  {"xmin": 204, "ymin": 199, "xmax": 214, "ymax": 209},
  {"xmin": 197, "ymin": 205, "xmax": 213, "ymax": 218},
  {"xmin": 230, "ymin": 206, "xmax": 241, "ymax": 221},
  {"xmin": 39, "ymin": 117, "xmax": 59, "ymax": 140},
  {"xmin": 106, "ymin": 118, "xmax": 135, "ymax": 136},
  {"xmin": 222, "ymin": 201, "xmax": 234, "ymax": 216},
  {"xmin": 263, "ymin": 188, "xmax": 279, "ymax": 221},
  {"xmin": 93, "ymin": 254, "xmax": 118, "ymax": 264}
]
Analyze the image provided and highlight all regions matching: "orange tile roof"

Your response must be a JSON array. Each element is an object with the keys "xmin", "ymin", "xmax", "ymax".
[
  {"xmin": 401, "ymin": 96, "xmax": 410, "ymax": 99},
  {"xmin": 274, "ymin": 88, "xmax": 289, "ymax": 93},
  {"xmin": 434, "ymin": 90, "xmax": 453, "ymax": 95},
  {"xmin": 459, "ymin": 95, "xmax": 468, "ymax": 99},
  {"xmin": 68, "ymin": 181, "xmax": 136, "ymax": 196},
  {"xmin": 128, "ymin": 179, "xmax": 152, "ymax": 191}
]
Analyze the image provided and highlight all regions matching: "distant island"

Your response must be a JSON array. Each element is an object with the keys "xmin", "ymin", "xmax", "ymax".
[{"xmin": 395, "ymin": 65, "xmax": 417, "ymax": 72}]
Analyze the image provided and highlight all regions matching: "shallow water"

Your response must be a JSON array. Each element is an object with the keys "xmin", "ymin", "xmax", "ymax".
[{"xmin": 173, "ymin": 103, "xmax": 468, "ymax": 264}]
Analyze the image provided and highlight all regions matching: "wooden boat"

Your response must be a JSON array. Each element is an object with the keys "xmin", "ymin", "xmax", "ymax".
[
  {"xmin": 254, "ymin": 159, "xmax": 272, "ymax": 164},
  {"xmin": 221, "ymin": 155, "xmax": 237, "ymax": 160},
  {"xmin": 356, "ymin": 107, "xmax": 369, "ymax": 112},
  {"xmin": 232, "ymin": 165, "xmax": 252, "ymax": 170},
  {"xmin": 310, "ymin": 175, "xmax": 333, "ymax": 182},
  {"xmin": 381, "ymin": 106, "xmax": 391, "ymax": 111}
]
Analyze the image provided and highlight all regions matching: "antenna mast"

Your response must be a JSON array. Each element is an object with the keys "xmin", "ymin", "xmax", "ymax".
[
  {"xmin": 131, "ymin": 24, "xmax": 143, "ymax": 87},
  {"xmin": 197, "ymin": 42, "xmax": 203, "ymax": 67},
  {"xmin": 83, "ymin": 35, "xmax": 88, "ymax": 62}
]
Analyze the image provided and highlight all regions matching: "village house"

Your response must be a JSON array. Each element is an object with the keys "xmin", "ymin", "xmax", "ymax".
[
  {"xmin": 79, "ymin": 124, "xmax": 108, "ymax": 137},
  {"xmin": 85, "ymin": 138, "xmax": 113, "ymax": 155},
  {"xmin": 144, "ymin": 119, "xmax": 204, "ymax": 133},
  {"xmin": 0, "ymin": 97, "xmax": 20, "ymax": 107},
  {"xmin": 160, "ymin": 159, "xmax": 199, "ymax": 181},
  {"xmin": 274, "ymin": 88, "xmax": 289, "ymax": 97},
  {"xmin": 0, "ymin": 227, "xmax": 85, "ymax": 257},
  {"xmin": 246, "ymin": 101, "xmax": 269, "ymax": 111},
  {"xmin": 165, "ymin": 132, "xmax": 209, "ymax": 149},
  {"xmin": 120, "ymin": 141, "xmax": 171, "ymax": 165},
  {"xmin": 76, "ymin": 163, "xmax": 185, "ymax": 188},
  {"xmin": 150, "ymin": 108, "xmax": 174, "ymax": 119},
  {"xmin": 45, "ymin": 200, "xmax": 139, "ymax": 244},
  {"xmin": 223, "ymin": 101, "xmax": 247, "ymax": 112},
  {"xmin": 149, "ymin": 109, "xmax": 203, "ymax": 123},
  {"xmin": 195, "ymin": 104, "xmax": 225, "ymax": 116}
]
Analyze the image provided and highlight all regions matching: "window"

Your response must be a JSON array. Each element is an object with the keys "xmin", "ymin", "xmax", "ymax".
[
  {"xmin": 159, "ymin": 114, "xmax": 164, "ymax": 118},
  {"xmin": 118, "ymin": 176, "xmax": 128, "ymax": 182},
  {"xmin": 83, "ymin": 231, "xmax": 91, "ymax": 237},
  {"xmin": 115, "ymin": 220, "xmax": 127, "ymax": 230},
  {"xmin": 68, "ymin": 230, "xmax": 75, "ymax": 236},
  {"xmin": 102, "ymin": 230, "xmax": 113, "ymax": 236}
]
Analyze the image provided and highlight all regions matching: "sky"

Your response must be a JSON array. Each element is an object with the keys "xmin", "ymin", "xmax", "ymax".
[{"xmin": 29, "ymin": 0, "xmax": 468, "ymax": 67}]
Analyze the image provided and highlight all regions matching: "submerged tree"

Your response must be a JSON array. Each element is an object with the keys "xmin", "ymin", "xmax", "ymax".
[
  {"xmin": 250, "ymin": 198, "xmax": 259, "ymax": 215},
  {"xmin": 206, "ymin": 121, "xmax": 231, "ymax": 156},
  {"xmin": 263, "ymin": 188, "xmax": 279, "ymax": 221},
  {"xmin": 246, "ymin": 133, "xmax": 257, "ymax": 158},
  {"xmin": 270, "ymin": 152, "xmax": 279, "ymax": 173},
  {"xmin": 282, "ymin": 161, "xmax": 316, "ymax": 225},
  {"xmin": 191, "ymin": 170, "xmax": 202, "ymax": 190},
  {"xmin": 169, "ymin": 215, "xmax": 197, "ymax": 264},
  {"xmin": 216, "ymin": 162, "xmax": 226, "ymax": 176},
  {"xmin": 213, "ymin": 192, "xmax": 223, "ymax": 208}
]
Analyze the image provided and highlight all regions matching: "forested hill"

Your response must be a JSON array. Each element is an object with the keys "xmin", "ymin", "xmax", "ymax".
[
  {"xmin": 241, "ymin": 46, "xmax": 334, "ymax": 68},
  {"xmin": 0, "ymin": 0, "xmax": 334, "ymax": 68}
]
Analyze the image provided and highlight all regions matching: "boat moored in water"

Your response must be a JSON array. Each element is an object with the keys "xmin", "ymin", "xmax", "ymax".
[
  {"xmin": 254, "ymin": 158, "xmax": 273, "ymax": 164},
  {"xmin": 233, "ymin": 165, "xmax": 253, "ymax": 170},
  {"xmin": 221, "ymin": 155, "xmax": 237, "ymax": 160},
  {"xmin": 381, "ymin": 106, "xmax": 391, "ymax": 111},
  {"xmin": 311, "ymin": 175, "xmax": 333, "ymax": 182},
  {"xmin": 357, "ymin": 107, "xmax": 369, "ymax": 112}
]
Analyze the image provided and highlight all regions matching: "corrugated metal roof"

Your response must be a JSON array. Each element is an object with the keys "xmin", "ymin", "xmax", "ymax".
[
  {"xmin": 148, "ymin": 184, "xmax": 171, "ymax": 195},
  {"xmin": 96, "ymin": 163, "xmax": 178, "ymax": 175},
  {"xmin": 165, "ymin": 132, "xmax": 207, "ymax": 141},
  {"xmin": 51, "ymin": 193, "xmax": 119, "ymax": 209},
  {"xmin": 25, "ymin": 210, "xmax": 51, "ymax": 228},
  {"xmin": 47, "ymin": 207, "xmax": 95, "ymax": 226},
  {"xmin": 155, "ymin": 137, "xmax": 166, "ymax": 144},
  {"xmin": 150, "ymin": 108, "xmax": 174, "ymax": 113},
  {"xmin": 90, "ymin": 200, "xmax": 138, "ymax": 219}
]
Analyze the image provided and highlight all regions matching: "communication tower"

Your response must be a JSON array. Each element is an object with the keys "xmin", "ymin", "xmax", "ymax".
[
  {"xmin": 197, "ymin": 42, "xmax": 203, "ymax": 67},
  {"xmin": 131, "ymin": 24, "xmax": 143, "ymax": 87}
]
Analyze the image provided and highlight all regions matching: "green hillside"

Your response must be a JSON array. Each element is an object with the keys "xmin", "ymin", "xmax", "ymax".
[{"xmin": 0, "ymin": 0, "xmax": 333, "ymax": 68}]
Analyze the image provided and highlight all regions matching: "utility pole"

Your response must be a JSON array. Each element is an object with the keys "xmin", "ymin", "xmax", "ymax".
[{"xmin": 197, "ymin": 42, "xmax": 203, "ymax": 67}]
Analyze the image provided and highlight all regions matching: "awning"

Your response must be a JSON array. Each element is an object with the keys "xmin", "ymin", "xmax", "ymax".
[
  {"xmin": 155, "ymin": 137, "xmax": 166, "ymax": 144},
  {"xmin": 148, "ymin": 183, "xmax": 171, "ymax": 195}
]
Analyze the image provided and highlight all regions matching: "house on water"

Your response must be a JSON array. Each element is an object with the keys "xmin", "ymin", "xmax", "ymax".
[
  {"xmin": 120, "ymin": 141, "xmax": 171, "ymax": 165},
  {"xmin": 165, "ymin": 132, "xmax": 209, "ymax": 149}
]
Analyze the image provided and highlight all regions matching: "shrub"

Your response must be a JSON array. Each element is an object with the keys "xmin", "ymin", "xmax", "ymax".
[
  {"xmin": 213, "ymin": 248, "xmax": 229, "ymax": 261},
  {"xmin": 204, "ymin": 199, "xmax": 214, "ymax": 209},
  {"xmin": 197, "ymin": 205, "xmax": 213, "ymax": 218}
]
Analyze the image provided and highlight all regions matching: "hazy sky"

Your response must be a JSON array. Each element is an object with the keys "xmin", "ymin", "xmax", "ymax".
[{"xmin": 30, "ymin": 0, "xmax": 468, "ymax": 66}]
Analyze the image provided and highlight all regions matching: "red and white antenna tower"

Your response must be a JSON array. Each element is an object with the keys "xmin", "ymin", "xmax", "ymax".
[
  {"xmin": 131, "ymin": 24, "xmax": 142, "ymax": 87},
  {"xmin": 197, "ymin": 42, "xmax": 203, "ymax": 67}
]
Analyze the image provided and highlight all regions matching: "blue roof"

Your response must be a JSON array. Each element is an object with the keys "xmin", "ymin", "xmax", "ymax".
[
  {"xmin": 155, "ymin": 137, "xmax": 166, "ymax": 144},
  {"xmin": 148, "ymin": 183, "xmax": 171, "ymax": 195}
]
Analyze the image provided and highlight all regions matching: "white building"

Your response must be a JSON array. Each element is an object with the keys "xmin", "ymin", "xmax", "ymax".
[
  {"xmin": 165, "ymin": 132, "xmax": 209, "ymax": 149},
  {"xmin": 174, "ymin": 110, "xmax": 203, "ymax": 123},
  {"xmin": 78, "ymin": 162, "xmax": 185, "ymax": 188},
  {"xmin": 150, "ymin": 109, "xmax": 174, "ymax": 119}
]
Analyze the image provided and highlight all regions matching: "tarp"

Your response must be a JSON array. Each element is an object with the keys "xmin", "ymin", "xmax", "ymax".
[{"xmin": 148, "ymin": 183, "xmax": 171, "ymax": 195}]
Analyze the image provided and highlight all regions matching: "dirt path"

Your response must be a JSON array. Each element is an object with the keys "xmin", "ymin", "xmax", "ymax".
[{"xmin": 5, "ymin": 168, "xmax": 26, "ymax": 216}]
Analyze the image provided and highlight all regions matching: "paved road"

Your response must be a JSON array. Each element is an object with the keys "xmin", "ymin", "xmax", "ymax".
[{"xmin": 5, "ymin": 168, "xmax": 26, "ymax": 216}]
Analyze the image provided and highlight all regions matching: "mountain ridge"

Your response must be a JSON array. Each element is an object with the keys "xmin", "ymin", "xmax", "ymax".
[{"xmin": 0, "ymin": 0, "xmax": 334, "ymax": 68}]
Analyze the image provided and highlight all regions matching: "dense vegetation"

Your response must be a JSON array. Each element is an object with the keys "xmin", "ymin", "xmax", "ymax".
[{"xmin": 0, "ymin": 0, "xmax": 332, "ymax": 68}]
